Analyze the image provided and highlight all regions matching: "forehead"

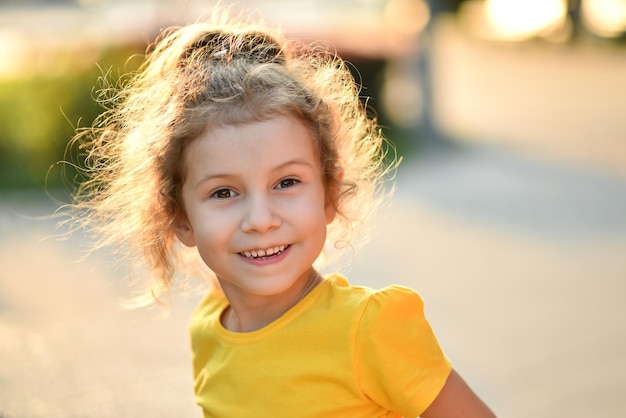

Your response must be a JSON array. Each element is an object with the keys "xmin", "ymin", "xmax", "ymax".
[{"xmin": 184, "ymin": 114, "xmax": 320, "ymax": 178}]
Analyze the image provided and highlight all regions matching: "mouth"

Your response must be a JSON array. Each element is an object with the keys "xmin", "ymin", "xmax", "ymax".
[{"xmin": 240, "ymin": 245, "xmax": 290, "ymax": 259}]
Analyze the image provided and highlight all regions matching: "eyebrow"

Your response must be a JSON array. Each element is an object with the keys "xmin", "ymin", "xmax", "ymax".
[{"xmin": 193, "ymin": 158, "xmax": 316, "ymax": 189}]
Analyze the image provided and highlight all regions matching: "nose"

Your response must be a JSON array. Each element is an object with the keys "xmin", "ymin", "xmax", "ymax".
[{"xmin": 240, "ymin": 193, "xmax": 281, "ymax": 233}]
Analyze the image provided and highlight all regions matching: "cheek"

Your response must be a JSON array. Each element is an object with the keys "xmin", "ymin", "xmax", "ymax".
[
  {"xmin": 183, "ymin": 204, "xmax": 228, "ymax": 243},
  {"xmin": 190, "ymin": 212, "xmax": 229, "ymax": 239},
  {"xmin": 292, "ymin": 190, "xmax": 331, "ymax": 228}
]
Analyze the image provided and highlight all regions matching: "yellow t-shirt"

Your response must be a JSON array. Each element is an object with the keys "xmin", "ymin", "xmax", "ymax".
[{"xmin": 189, "ymin": 274, "xmax": 451, "ymax": 417}]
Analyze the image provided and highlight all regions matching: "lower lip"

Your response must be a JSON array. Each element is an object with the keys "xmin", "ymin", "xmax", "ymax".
[{"xmin": 239, "ymin": 245, "xmax": 290, "ymax": 266}]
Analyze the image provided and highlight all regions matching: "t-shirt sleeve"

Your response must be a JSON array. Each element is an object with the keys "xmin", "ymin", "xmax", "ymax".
[{"xmin": 354, "ymin": 285, "xmax": 452, "ymax": 417}]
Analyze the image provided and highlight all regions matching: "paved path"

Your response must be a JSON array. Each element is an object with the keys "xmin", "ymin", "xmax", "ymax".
[
  {"xmin": 398, "ymin": 144, "xmax": 626, "ymax": 241},
  {"xmin": 0, "ymin": 195, "xmax": 200, "ymax": 417}
]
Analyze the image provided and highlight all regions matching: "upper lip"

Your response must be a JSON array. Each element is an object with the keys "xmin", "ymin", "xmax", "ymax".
[{"xmin": 240, "ymin": 244, "xmax": 287, "ymax": 258}]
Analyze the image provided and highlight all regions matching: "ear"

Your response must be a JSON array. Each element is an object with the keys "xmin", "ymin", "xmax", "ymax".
[
  {"xmin": 324, "ymin": 167, "xmax": 344, "ymax": 224},
  {"xmin": 173, "ymin": 212, "xmax": 197, "ymax": 247}
]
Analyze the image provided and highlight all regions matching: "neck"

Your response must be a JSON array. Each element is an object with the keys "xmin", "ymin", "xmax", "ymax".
[{"xmin": 223, "ymin": 270, "xmax": 322, "ymax": 333}]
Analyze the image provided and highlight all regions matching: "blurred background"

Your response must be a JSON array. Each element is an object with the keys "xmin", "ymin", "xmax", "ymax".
[{"xmin": 1, "ymin": 0, "xmax": 626, "ymax": 417}]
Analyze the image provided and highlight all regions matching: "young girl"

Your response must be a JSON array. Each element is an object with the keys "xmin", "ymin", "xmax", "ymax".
[{"xmin": 67, "ymin": 11, "xmax": 494, "ymax": 418}]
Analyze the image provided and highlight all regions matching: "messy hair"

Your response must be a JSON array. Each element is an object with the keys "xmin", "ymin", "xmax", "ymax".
[{"xmin": 64, "ymin": 12, "xmax": 396, "ymax": 306}]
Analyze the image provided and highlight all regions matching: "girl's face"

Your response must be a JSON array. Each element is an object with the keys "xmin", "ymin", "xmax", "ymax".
[{"xmin": 175, "ymin": 114, "xmax": 335, "ymax": 304}]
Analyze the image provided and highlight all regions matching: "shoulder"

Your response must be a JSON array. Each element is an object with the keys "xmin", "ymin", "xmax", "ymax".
[
  {"xmin": 365, "ymin": 283, "xmax": 425, "ymax": 316},
  {"xmin": 324, "ymin": 273, "xmax": 422, "ymax": 304},
  {"xmin": 354, "ymin": 281, "xmax": 430, "ymax": 343},
  {"xmin": 321, "ymin": 274, "xmax": 430, "ymax": 340},
  {"xmin": 325, "ymin": 274, "xmax": 425, "ymax": 319},
  {"xmin": 189, "ymin": 287, "xmax": 227, "ymax": 338}
]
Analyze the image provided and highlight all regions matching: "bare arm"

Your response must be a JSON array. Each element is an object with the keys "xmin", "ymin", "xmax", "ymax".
[{"xmin": 420, "ymin": 368, "xmax": 496, "ymax": 418}]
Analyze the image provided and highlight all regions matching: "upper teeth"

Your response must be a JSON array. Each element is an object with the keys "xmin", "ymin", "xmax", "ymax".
[{"xmin": 243, "ymin": 245, "xmax": 286, "ymax": 258}]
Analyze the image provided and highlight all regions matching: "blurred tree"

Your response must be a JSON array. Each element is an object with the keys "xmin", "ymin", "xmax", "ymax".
[{"xmin": 0, "ymin": 46, "xmax": 142, "ymax": 190}]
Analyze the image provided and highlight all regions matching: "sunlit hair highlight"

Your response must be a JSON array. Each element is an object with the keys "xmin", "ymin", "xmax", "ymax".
[{"xmin": 65, "ymin": 11, "xmax": 396, "ymax": 306}]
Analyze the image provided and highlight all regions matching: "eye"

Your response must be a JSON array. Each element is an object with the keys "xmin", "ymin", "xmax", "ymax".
[
  {"xmin": 276, "ymin": 178, "xmax": 299, "ymax": 189},
  {"xmin": 211, "ymin": 188, "xmax": 237, "ymax": 199}
]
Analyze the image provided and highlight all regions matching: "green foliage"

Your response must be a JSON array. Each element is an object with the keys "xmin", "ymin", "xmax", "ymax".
[{"xmin": 0, "ymin": 46, "xmax": 142, "ymax": 190}]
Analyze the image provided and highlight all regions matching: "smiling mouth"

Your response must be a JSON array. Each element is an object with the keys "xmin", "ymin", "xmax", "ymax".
[{"xmin": 240, "ymin": 245, "xmax": 289, "ymax": 259}]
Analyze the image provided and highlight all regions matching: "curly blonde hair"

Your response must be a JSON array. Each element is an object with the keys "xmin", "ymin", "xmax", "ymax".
[{"xmin": 66, "ymin": 12, "xmax": 396, "ymax": 306}]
